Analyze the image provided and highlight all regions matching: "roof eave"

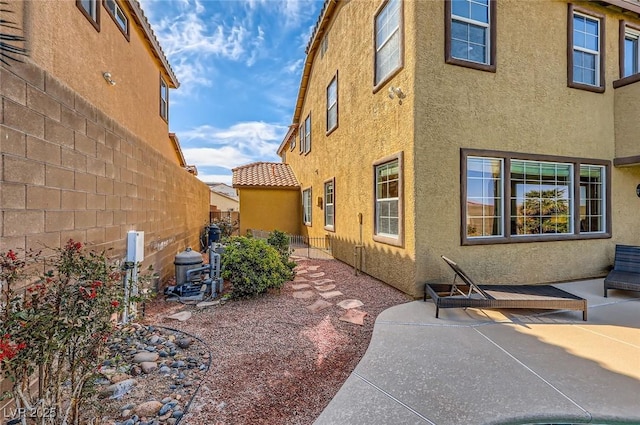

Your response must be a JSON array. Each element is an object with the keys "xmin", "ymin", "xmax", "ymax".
[{"xmin": 127, "ymin": 0, "xmax": 180, "ymax": 88}]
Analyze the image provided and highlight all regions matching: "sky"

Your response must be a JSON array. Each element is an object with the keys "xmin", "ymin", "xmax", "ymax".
[{"xmin": 138, "ymin": 0, "xmax": 323, "ymax": 185}]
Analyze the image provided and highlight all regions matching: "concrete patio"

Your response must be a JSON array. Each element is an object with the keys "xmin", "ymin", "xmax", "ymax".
[{"xmin": 314, "ymin": 279, "xmax": 640, "ymax": 425}]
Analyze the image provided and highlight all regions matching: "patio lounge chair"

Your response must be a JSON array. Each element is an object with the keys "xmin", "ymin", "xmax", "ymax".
[
  {"xmin": 604, "ymin": 244, "xmax": 640, "ymax": 297},
  {"xmin": 424, "ymin": 256, "xmax": 588, "ymax": 321}
]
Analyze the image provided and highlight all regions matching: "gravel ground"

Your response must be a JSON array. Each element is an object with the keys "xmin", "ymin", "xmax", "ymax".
[{"xmin": 141, "ymin": 257, "xmax": 411, "ymax": 425}]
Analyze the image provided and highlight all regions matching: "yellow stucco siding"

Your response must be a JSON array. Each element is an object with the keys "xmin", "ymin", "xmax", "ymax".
[
  {"xmin": 238, "ymin": 188, "xmax": 300, "ymax": 236},
  {"xmin": 283, "ymin": 0, "xmax": 640, "ymax": 297},
  {"xmin": 285, "ymin": 0, "xmax": 418, "ymax": 294},
  {"xmin": 614, "ymin": 81, "xmax": 640, "ymax": 159},
  {"xmin": 413, "ymin": 0, "xmax": 639, "ymax": 289},
  {"xmin": 210, "ymin": 192, "xmax": 239, "ymax": 212},
  {"xmin": 17, "ymin": 0, "xmax": 179, "ymax": 164}
]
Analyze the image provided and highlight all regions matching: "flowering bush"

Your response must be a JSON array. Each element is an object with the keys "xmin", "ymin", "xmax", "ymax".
[{"xmin": 0, "ymin": 240, "xmax": 129, "ymax": 424}]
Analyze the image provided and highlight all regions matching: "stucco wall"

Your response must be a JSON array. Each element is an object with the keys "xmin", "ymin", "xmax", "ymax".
[
  {"xmin": 210, "ymin": 191, "xmax": 239, "ymax": 212},
  {"xmin": 0, "ymin": 59, "xmax": 210, "ymax": 286},
  {"xmin": 413, "ymin": 0, "xmax": 639, "ymax": 287},
  {"xmin": 614, "ymin": 81, "xmax": 640, "ymax": 159},
  {"xmin": 283, "ymin": 0, "xmax": 418, "ymax": 295},
  {"xmin": 238, "ymin": 188, "xmax": 300, "ymax": 236},
  {"xmin": 9, "ymin": 0, "xmax": 180, "ymax": 164}
]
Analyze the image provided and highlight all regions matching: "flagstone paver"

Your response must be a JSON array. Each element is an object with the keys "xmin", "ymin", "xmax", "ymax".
[
  {"xmin": 306, "ymin": 299, "xmax": 333, "ymax": 313},
  {"xmin": 292, "ymin": 283, "xmax": 312, "ymax": 290},
  {"xmin": 308, "ymin": 272, "xmax": 326, "ymax": 278},
  {"xmin": 306, "ymin": 265, "xmax": 320, "ymax": 271},
  {"xmin": 337, "ymin": 299, "xmax": 364, "ymax": 309},
  {"xmin": 166, "ymin": 311, "xmax": 192, "ymax": 322},
  {"xmin": 296, "ymin": 269, "xmax": 309, "ymax": 274},
  {"xmin": 319, "ymin": 290, "xmax": 343, "ymax": 299},
  {"xmin": 293, "ymin": 276, "xmax": 309, "ymax": 282},
  {"xmin": 315, "ymin": 284, "xmax": 337, "ymax": 292},
  {"xmin": 339, "ymin": 309, "xmax": 367, "ymax": 325},
  {"xmin": 292, "ymin": 290, "xmax": 316, "ymax": 299},
  {"xmin": 311, "ymin": 279, "xmax": 335, "ymax": 285}
]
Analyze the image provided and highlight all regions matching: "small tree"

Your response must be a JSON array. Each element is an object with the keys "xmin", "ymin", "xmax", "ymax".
[{"xmin": 266, "ymin": 230, "xmax": 296, "ymax": 271}]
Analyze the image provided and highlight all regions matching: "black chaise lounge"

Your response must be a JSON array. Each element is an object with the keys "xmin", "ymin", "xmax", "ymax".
[
  {"xmin": 604, "ymin": 244, "xmax": 640, "ymax": 297},
  {"xmin": 424, "ymin": 256, "xmax": 588, "ymax": 321}
]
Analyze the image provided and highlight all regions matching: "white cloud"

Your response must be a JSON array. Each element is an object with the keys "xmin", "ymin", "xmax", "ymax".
[
  {"xmin": 183, "ymin": 146, "xmax": 253, "ymax": 169},
  {"xmin": 180, "ymin": 121, "xmax": 287, "ymax": 171},
  {"xmin": 196, "ymin": 173, "xmax": 233, "ymax": 186}
]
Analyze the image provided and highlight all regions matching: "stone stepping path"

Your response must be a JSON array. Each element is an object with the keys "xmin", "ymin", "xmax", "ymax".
[
  {"xmin": 319, "ymin": 290, "xmax": 343, "ymax": 299},
  {"xmin": 292, "ymin": 290, "xmax": 316, "ymax": 299},
  {"xmin": 337, "ymin": 299, "xmax": 364, "ymax": 309},
  {"xmin": 339, "ymin": 309, "xmax": 367, "ymax": 325},
  {"xmin": 312, "ymin": 279, "xmax": 335, "ymax": 285},
  {"xmin": 290, "ymin": 263, "xmax": 368, "ymax": 326},
  {"xmin": 306, "ymin": 299, "xmax": 333, "ymax": 313}
]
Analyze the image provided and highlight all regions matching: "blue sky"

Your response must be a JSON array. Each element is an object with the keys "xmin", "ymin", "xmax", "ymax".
[{"xmin": 138, "ymin": 0, "xmax": 322, "ymax": 185}]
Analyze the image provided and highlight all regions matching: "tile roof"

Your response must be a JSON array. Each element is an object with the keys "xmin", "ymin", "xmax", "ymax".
[{"xmin": 232, "ymin": 162, "xmax": 299, "ymax": 188}]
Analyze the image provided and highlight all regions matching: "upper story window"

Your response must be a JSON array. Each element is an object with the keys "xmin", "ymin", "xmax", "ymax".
[
  {"xmin": 568, "ymin": 5, "xmax": 605, "ymax": 93},
  {"xmin": 300, "ymin": 114, "xmax": 311, "ymax": 154},
  {"xmin": 77, "ymin": 0, "xmax": 100, "ymax": 31},
  {"xmin": 320, "ymin": 34, "xmax": 329, "ymax": 58},
  {"xmin": 462, "ymin": 149, "xmax": 610, "ymax": 245},
  {"xmin": 327, "ymin": 74, "xmax": 338, "ymax": 133},
  {"xmin": 104, "ymin": 0, "xmax": 129, "ymax": 39},
  {"xmin": 160, "ymin": 76, "xmax": 169, "ymax": 122},
  {"xmin": 373, "ymin": 152, "xmax": 403, "ymax": 247},
  {"xmin": 374, "ymin": 0, "xmax": 402, "ymax": 87},
  {"xmin": 614, "ymin": 21, "xmax": 640, "ymax": 88},
  {"xmin": 445, "ymin": 0, "xmax": 496, "ymax": 72},
  {"xmin": 303, "ymin": 188, "xmax": 312, "ymax": 226},
  {"xmin": 623, "ymin": 29, "xmax": 639, "ymax": 77}
]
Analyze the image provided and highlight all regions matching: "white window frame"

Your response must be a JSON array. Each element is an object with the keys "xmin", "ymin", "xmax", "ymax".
[
  {"xmin": 327, "ymin": 75, "xmax": 338, "ymax": 133},
  {"xmin": 160, "ymin": 76, "xmax": 169, "ymax": 121},
  {"xmin": 624, "ymin": 28, "xmax": 640, "ymax": 77},
  {"xmin": 302, "ymin": 188, "xmax": 312, "ymax": 226},
  {"xmin": 572, "ymin": 11, "xmax": 601, "ymax": 87},
  {"xmin": 374, "ymin": 0, "xmax": 402, "ymax": 87},
  {"xmin": 450, "ymin": 0, "xmax": 490, "ymax": 65},
  {"xmin": 302, "ymin": 114, "xmax": 311, "ymax": 154},
  {"xmin": 373, "ymin": 152, "xmax": 403, "ymax": 247},
  {"xmin": 462, "ymin": 150, "xmax": 609, "ymax": 245},
  {"xmin": 324, "ymin": 179, "xmax": 335, "ymax": 231},
  {"xmin": 104, "ymin": 0, "xmax": 128, "ymax": 36}
]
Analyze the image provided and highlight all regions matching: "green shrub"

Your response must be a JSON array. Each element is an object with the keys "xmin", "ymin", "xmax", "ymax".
[
  {"xmin": 221, "ymin": 236, "xmax": 294, "ymax": 299},
  {"xmin": 266, "ymin": 230, "xmax": 296, "ymax": 270}
]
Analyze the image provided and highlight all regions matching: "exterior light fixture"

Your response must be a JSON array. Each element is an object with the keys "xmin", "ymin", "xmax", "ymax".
[
  {"xmin": 103, "ymin": 72, "xmax": 116, "ymax": 86},
  {"xmin": 388, "ymin": 86, "xmax": 405, "ymax": 100}
]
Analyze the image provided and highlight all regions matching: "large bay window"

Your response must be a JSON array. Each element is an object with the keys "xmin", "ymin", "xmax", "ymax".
[{"xmin": 463, "ymin": 150, "xmax": 609, "ymax": 244}]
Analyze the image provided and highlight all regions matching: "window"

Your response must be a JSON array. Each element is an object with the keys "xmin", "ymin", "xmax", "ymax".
[
  {"xmin": 303, "ymin": 188, "xmax": 312, "ymax": 226},
  {"xmin": 374, "ymin": 152, "xmax": 403, "ymax": 246},
  {"xmin": 320, "ymin": 34, "xmax": 329, "ymax": 58},
  {"xmin": 614, "ymin": 21, "xmax": 640, "ymax": 88},
  {"xmin": 324, "ymin": 179, "xmax": 335, "ymax": 231},
  {"xmin": 104, "ymin": 0, "xmax": 129, "ymax": 39},
  {"xmin": 300, "ymin": 114, "xmax": 311, "ymax": 154},
  {"xmin": 623, "ymin": 29, "xmax": 639, "ymax": 77},
  {"xmin": 445, "ymin": 0, "xmax": 496, "ymax": 71},
  {"xmin": 463, "ymin": 150, "xmax": 610, "ymax": 245},
  {"xmin": 160, "ymin": 76, "xmax": 169, "ymax": 121},
  {"xmin": 327, "ymin": 75, "xmax": 338, "ymax": 133},
  {"xmin": 568, "ymin": 5, "xmax": 605, "ymax": 92},
  {"xmin": 77, "ymin": 0, "xmax": 100, "ymax": 31},
  {"xmin": 374, "ymin": 0, "xmax": 402, "ymax": 87}
]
